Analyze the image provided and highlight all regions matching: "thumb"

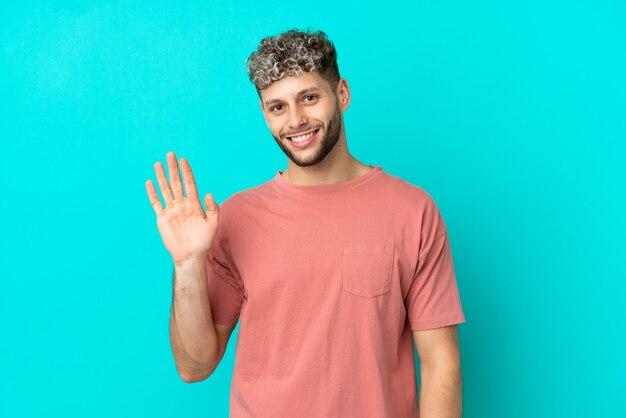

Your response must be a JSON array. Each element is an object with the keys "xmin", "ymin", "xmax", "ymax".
[{"xmin": 204, "ymin": 192, "xmax": 219, "ymax": 214}]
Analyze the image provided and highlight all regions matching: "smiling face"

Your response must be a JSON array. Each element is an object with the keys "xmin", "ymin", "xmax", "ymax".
[{"xmin": 259, "ymin": 71, "xmax": 349, "ymax": 167}]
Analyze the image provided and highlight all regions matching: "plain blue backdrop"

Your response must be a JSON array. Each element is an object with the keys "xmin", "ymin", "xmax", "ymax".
[{"xmin": 1, "ymin": 1, "xmax": 624, "ymax": 417}]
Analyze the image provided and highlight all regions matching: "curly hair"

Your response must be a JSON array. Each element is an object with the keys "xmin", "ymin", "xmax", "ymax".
[{"xmin": 246, "ymin": 28, "xmax": 341, "ymax": 96}]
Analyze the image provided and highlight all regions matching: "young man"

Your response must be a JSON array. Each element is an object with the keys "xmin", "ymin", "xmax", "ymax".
[{"xmin": 146, "ymin": 28, "xmax": 466, "ymax": 418}]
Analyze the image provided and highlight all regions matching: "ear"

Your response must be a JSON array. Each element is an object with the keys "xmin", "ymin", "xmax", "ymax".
[{"xmin": 336, "ymin": 78, "xmax": 351, "ymax": 112}]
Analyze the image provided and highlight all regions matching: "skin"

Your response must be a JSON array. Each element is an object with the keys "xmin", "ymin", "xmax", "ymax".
[
  {"xmin": 146, "ymin": 154, "xmax": 228, "ymax": 382},
  {"xmin": 414, "ymin": 325, "xmax": 463, "ymax": 418},
  {"xmin": 258, "ymin": 70, "xmax": 372, "ymax": 185},
  {"xmin": 146, "ymin": 70, "xmax": 463, "ymax": 416}
]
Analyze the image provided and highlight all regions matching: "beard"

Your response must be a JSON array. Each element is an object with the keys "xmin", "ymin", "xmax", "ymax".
[{"xmin": 271, "ymin": 98, "xmax": 343, "ymax": 167}]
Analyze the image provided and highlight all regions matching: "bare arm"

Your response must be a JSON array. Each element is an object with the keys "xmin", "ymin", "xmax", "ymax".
[
  {"xmin": 146, "ymin": 151, "xmax": 232, "ymax": 383},
  {"xmin": 413, "ymin": 325, "xmax": 463, "ymax": 418},
  {"xmin": 169, "ymin": 257, "xmax": 219, "ymax": 382}
]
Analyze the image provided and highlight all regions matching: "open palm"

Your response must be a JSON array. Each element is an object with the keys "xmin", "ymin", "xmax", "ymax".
[{"xmin": 145, "ymin": 151, "xmax": 219, "ymax": 264}]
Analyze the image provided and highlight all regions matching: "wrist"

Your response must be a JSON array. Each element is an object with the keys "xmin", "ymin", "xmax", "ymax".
[{"xmin": 173, "ymin": 254, "xmax": 207, "ymax": 270}]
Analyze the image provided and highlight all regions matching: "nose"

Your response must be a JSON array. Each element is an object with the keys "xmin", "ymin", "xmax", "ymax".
[{"xmin": 287, "ymin": 105, "xmax": 307, "ymax": 131}]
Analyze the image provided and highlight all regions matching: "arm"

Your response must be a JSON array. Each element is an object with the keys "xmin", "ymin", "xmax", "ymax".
[
  {"xmin": 413, "ymin": 325, "xmax": 463, "ymax": 418},
  {"xmin": 170, "ymin": 257, "xmax": 220, "ymax": 383},
  {"xmin": 170, "ymin": 256, "xmax": 237, "ymax": 384},
  {"xmin": 146, "ymin": 151, "xmax": 234, "ymax": 383}
]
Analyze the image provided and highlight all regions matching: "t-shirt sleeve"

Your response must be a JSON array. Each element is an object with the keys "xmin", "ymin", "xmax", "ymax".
[
  {"xmin": 205, "ymin": 204, "xmax": 245, "ymax": 328},
  {"xmin": 405, "ymin": 194, "xmax": 466, "ymax": 331}
]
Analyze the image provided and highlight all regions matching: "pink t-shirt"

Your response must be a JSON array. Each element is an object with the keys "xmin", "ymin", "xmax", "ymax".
[{"xmin": 206, "ymin": 165, "xmax": 466, "ymax": 417}]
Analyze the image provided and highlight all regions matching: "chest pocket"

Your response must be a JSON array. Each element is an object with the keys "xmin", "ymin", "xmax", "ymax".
[{"xmin": 342, "ymin": 241, "xmax": 395, "ymax": 298}]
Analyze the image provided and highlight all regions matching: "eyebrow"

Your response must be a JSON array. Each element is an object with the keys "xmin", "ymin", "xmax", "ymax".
[{"xmin": 264, "ymin": 87, "xmax": 322, "ymax": 107}]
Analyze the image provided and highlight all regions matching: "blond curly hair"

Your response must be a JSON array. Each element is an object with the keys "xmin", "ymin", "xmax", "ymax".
[{"xmin": 246, "ymin": 28, "xmax": 341, "ymax": 95}]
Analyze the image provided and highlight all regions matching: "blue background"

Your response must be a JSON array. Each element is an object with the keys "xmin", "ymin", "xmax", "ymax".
[{"xmin": 1, "ymin": 1, "xmax": 624, "ymax": 417}]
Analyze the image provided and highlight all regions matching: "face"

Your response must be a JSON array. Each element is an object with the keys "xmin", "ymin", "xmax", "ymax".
[{"xmin": 259, "ymin": 71, "xmax": 347, "ymax": 167}]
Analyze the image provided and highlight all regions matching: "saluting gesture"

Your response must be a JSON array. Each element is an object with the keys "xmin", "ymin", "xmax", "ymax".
[{"xmin": 145, "ymin": 151, "xmax": 219, "ymax": 264}]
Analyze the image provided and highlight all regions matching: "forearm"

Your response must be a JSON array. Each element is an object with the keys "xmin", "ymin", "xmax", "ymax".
[
  {"xmin": 170, "ymin": 256, "xmax": 219, "ymax": 381},
  {"xmin": 419, "ymin": 363, "xmax": 463, "ymax": 418}
]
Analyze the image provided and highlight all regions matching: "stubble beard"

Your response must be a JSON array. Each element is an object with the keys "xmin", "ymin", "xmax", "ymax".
[{"xmin": 272, "ymin": 99, "xmax": 343, "ymax": 167}]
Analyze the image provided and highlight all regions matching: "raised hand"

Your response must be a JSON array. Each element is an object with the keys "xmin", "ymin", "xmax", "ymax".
[{"xmin": 146, "ymin": 151, "xmax": 219, "ymax": 264}]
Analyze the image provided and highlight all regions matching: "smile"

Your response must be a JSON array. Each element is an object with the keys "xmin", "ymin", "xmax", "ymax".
[
  {"xmin": 287, "ymin": 128, "xmax": 320, "ymax": 143},
  {"xmin": 286, "ymin": 128, "xmax": 320, "ymax": 148}
]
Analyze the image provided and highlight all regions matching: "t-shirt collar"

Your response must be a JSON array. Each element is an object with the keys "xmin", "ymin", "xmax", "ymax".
[{"xmin": 272, "ymin": 165, "xmax": 383, "ymax": 194}]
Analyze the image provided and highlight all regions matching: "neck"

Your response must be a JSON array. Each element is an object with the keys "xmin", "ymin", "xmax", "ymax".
[{"xmin": 282, "ymin": 139, "xmax": 372, "ymax": 186}]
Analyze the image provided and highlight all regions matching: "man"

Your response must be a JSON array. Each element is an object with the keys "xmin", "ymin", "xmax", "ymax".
[{"xmin": 146, "ymin": 28, "xmax": 466, "ymax": 418}]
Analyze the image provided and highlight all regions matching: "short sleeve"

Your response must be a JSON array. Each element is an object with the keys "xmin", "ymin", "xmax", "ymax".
[
  {"xmin": 205, "ymin": 206, "xmax": 245, "ymax": 328},
  {"xmin": 405, "ymin": 197, "xmax": 466, "ymax": 331}
]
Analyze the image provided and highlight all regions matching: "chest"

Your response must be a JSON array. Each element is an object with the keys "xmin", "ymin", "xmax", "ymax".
[{"xmin": 227, "ymin": 201, "xmax": 419, "ymax": 304}]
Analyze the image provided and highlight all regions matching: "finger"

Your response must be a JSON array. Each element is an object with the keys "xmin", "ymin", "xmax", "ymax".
[
  {"xmin": 145, "ymin": 179, "xmax": 164, "ymax": 216},
  {"xmin": 167, "ymin": 151, "xmax": 184, "ymax": 200},
  {"xmin": 204, "ymin": 192, "xmax": 219, "ymax": 213},
  {"xmin": 154, "ymin": 160, "xmax": 174, "ymax": 207},
  {"xmin": 179, "ymin": 157, "xmax": 199, "ymax": 200}
]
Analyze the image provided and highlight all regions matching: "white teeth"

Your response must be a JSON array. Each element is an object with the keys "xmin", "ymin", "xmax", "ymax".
[{"xmin": 290, "ymin": 129, "xmax": 318, "ymax": 142}]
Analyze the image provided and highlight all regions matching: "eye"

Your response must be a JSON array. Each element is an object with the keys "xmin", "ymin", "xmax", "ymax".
[
  {"xmin": 303, "ymin": 95, "xmax": 318, "ymax": 102},
  {"xmin": 270, "ymin": 104, "xmax": 283, "ymax": 112}
]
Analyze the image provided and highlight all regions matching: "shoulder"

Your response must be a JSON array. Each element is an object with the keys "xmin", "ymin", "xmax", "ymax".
[
  {"xmin": 377, "ymin": 170, "xmax": 440, "ymax": 213},
  {"xmin": 377, "ymin": 171, "xmax": 448, "ymax": 242},
  {"xmin": 217, "ymin": 177, "xmax": 275, "ymax": 215}
]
